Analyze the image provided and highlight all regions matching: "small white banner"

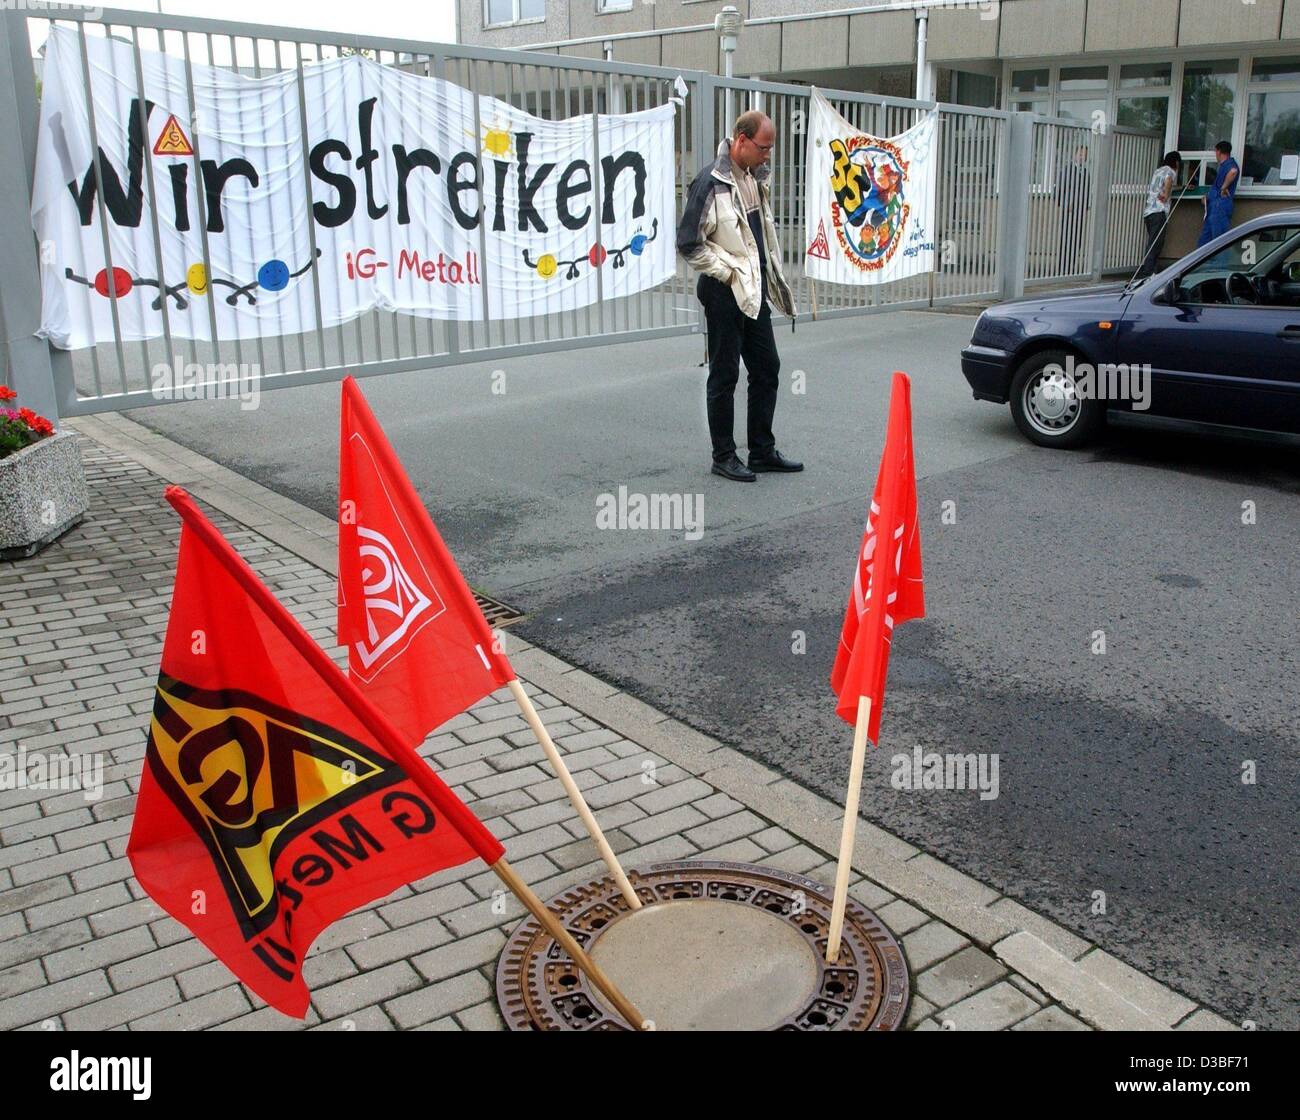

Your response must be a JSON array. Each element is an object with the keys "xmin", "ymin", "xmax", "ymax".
[
  {"xmin": 32, "ymin": 27, "xmax": 676, "ymax": 349},
  {"xmin": 804, "ymin": 89, "xmax": 938, "ymax": 286}
]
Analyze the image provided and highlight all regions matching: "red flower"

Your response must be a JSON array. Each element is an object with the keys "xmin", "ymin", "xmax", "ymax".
[
  {"xmin": 0, "ymin": 386, "xmax": 16, "ymax": 401},
  {"xmin": 16, "ymin": 406, "xmax": 54, "ymax": 437}
]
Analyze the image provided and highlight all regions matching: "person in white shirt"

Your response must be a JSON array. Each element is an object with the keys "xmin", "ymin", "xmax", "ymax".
[{"xmin": 1137, "ymin": 151, "xmax": 1182, "ymax": 278}]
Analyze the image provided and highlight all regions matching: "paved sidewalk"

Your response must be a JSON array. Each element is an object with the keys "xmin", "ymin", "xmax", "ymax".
[{"xmin": 0, "ymin": 415, "xmax": 1236, "ymax": 1031}]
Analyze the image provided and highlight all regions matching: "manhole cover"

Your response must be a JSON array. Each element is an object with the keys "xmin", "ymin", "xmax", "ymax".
[{"xmin": 496, "ymin": 859, "xmax": 909, "ymax": 1031}]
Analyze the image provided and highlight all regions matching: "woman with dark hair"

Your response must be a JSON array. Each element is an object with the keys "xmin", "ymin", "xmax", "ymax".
[{"xmin": 1137, "ymin": 151, "xmax": 1182, "ymax": 279}]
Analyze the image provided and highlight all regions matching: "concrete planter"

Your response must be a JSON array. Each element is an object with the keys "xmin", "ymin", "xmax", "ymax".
[{"xmin": 0, "ymin": 430, "xmax": 89, "ymax": 560}]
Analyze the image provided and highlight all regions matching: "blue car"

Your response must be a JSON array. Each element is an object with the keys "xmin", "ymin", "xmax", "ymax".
[{"xmin": 961, "ymin": 210, "xmax": 1300, "ymax": 447}]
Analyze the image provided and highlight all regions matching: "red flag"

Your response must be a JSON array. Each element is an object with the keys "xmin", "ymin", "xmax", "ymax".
[
  {"xmin": 128, "ymin": 487, "xmax": 504, "ymax": 1018},
  {"xmin": 830, "ymin": 372, "xmax": 925, "ymax": 742},
  {"xmin": 338, "ymin": 376, "xmax": 513, "ymax": 747}
]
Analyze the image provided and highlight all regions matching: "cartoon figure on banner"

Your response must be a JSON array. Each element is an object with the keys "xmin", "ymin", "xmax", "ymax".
[{"xmin": 828, "ymin": 135, "xmax": 911, "ymax": 270}]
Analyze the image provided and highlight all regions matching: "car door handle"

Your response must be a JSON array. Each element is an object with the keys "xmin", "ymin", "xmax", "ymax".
[{"xmin": 1278, "ymin": 326, "xmax": 1300, "ymax": 339}]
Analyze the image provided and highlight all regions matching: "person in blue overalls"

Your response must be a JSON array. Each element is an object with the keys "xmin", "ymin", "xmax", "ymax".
[{"xmin": 1197, "ymin": 140, "xmax": 1240, "ymax": 247}]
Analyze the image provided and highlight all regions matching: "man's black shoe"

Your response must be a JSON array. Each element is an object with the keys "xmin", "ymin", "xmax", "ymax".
[
  {"xmin": 748, "ymin": 450, "xmax": 804, "ymax": 473},
  {"xmin": 711, "ymin": 455, "xmax": 757, "ymax": 482}
]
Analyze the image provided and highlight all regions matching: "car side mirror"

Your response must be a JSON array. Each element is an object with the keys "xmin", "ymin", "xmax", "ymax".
[
  {"xmin": 1287, "ymin": 262, "xmax": 1300, "ymax": 283},
  {"xmin": 1152, "ymin": 282, "xmax": 1178, "ymax": 305}
]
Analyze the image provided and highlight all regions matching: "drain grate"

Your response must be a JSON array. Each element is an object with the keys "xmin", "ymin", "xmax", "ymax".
[
  {"xmin": 496, "ymin": 859, "xmax": 909, "ymax": 1031},
  {"xmin": 473, "ymin": 590, "xmax": 524, "ymax": 627}
]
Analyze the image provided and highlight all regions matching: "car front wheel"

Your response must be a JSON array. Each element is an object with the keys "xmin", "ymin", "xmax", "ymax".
[{"xmin": 1008, "ymin": 350, "xmax": 1105, "ymax": 449}]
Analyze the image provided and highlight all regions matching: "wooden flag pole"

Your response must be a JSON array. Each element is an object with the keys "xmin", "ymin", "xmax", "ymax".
[
  {"xmin": 810, "ymin": 277, "xmax": 819, "ymax": 321},
  {"xmin": 507, "ymin": 679, "xmax": 642, "ymax": 911},
  {"xmin": 491, "ymin": 856, "xmax": 649, "ymax": 1030},
  {"xmin": 826, "ymin": 694, "xmax": 872, "ymax": 964}
]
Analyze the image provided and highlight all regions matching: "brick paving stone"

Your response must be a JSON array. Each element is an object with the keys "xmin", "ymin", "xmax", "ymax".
[
  {"xmin": 905, "ymin": 995, "xmax": 937, "ymax": 1029},
  {"xmin": 504, "ymin": 798, "xmax": 579, "ymax": 833},
  {"xmin": 548, "ymin": 829, "xmax": 635, "ymax": 872},
  {"xmin": 178, "ymin": 960, "xmax": 240, "ymax": 1000},
  {"xmin": 465, "ymin": 765, "xmax": 552, "ymax": 799},
  {"xmin": 553, "ymin": 727, "xmax": 621, "ymax": 752},
  {"xmin": 453, "ymin": 716, "xmax": 527, "ymax": 745},
  {"xmin": 582, "ymin": 774, "xmax": 661, "ymax": 811},
  {"xmin": 302, "ymin": 948, "xmax": 359, "ymax": 988},
  {"xmin": 385, "ymin": 970, "xmax": 492, "ymax": 1030},
  {"xmin": 916, "ymin": 946, "xmax": 1008, "ymax": 1010},
  {"xmin": 313, "ymin": 962, "xmax": 422, "ymax": 1021},
  {"xmin": 1012, "ymin": 1005, "xmax": 1092, "ymax": 1031},
  {"xmin": 0, "ymin": 959, "xmax": 46, "ymax": 1000},
  {"xmin": 0, "ymin": 878, "xmax": 73, "ymax": 919},
  {"xmin": 622, "ymin": 804, "xmax": 708, "ymax": 845},
  {"xmin": 693, "ymin": 792, "xmax": 746, "ymax": 819},
  {"xmin": 11, "ymin": 844, "xmax": 110, "ymax": 887},
  {"xmin": 23, "ymin": 881, "xmax": 129, "ymax": 930},
  {"xmin": 214, "ymin": 1005, "xmax": 319, "ymax": 1031},
  {"xmin": 130, "ymin": 985, "xmax": 251, "ymax": 1031},
  {"xmin": 309, "ymin": 1005, "xmax": 394, "ymax": 1031},
  {"xmin": 411, "ymin": 929, "xmax": 505, "ymax": 984},
  {"xmin": 0, "ymin": 971, "xmax": 112, "ymax": 1030},
  {"xmin": 939, "ymin": 981, "xmax": 1039, "ymax": 1031},
  {"xmin": 88, "ymin": 896, "xmax": 166, "ymax": 937},
  {"xmin": 903, "ymin": 922, "xmax": 969, "ymax": 973},
  {"xmin": 456, "ymin": 1001, "xmax": 504, "ymax": 1031},
  {"xmin": 694, "ymin": 838, "xmax": 766, "ymax": 863},
  {"xmin": 1, "ymin": 807, "xmax": 94, "ymax": 845},
  {"xmin": 440, "ymin": 893, "xmax": 527, "ymax": 939},
  {"xmin": 64, "ymin": 978, "xmax": 182, "ymax": 1031},
  {"xmin": 45, "ymin": 925, "xmax": 156, "ymax": 981},
  {"xmin": 108, "ymin": 940, "xmax": 215, "ymax": 990},
  {"xmin": 632, "ymin": 777, "xmax": 712, "ymax": 815},
  {"xmin": 877, "ymin": 899, "xmax": 930, "ymax": 935},
  {"xmin": 751, "ymin": 825, "xmax": 797, "ymax": 853},
  {"xmin": 346, "ymin": 916, "xmax": 454, "ymax": 971},
  {"xmin": 370, "ymin": 881, "xmax": 471, "ymax": 927},
  {"xmin": 0, "ymin": 918, "xmax": 93, "ymax": 970},
  {"xmin": 848, "ymin": 878, "xmax": 894, "ymax": 910}
]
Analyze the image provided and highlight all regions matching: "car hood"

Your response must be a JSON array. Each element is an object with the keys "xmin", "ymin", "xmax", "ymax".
[{"xmin": 986, "ymin": 283, "xmax": 1132, "ymax": 319}]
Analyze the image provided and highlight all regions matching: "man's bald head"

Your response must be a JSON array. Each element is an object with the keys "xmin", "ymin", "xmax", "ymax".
[{"xmin": 732, "ymin": 112, "xmax": 776, "ymax": 172}]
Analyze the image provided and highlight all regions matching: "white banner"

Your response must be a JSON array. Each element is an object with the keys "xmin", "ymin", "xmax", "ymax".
[
  {"xmin": 32, "ymin": 27, "xmax": 676, "ymax": 350},
  {"xmin": 804, "ymin": 89, "xmax": 937, "ymax": 286}
]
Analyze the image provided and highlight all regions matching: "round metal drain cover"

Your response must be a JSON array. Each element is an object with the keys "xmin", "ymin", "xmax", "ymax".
[{"xmin": 496, "ymin": 859, "xmax": 909, "ymax": 1031}]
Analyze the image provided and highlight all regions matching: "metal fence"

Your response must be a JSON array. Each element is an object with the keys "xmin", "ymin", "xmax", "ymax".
[
  {"xmin": 0, "ymin": 5, "xmax": 1159, "ymax": 421},
  {"xmin": 1020, "ymin": 116, "xmax": 1163, "ymax": 288}
]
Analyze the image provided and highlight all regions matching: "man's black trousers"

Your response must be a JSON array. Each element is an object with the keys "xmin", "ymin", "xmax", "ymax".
[{"xmin": 698, "ymin": 274, "xmax": 779, "ymax": 464}]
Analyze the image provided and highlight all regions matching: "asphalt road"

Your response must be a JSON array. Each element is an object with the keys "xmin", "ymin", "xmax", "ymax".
[{"xmin": 131, "ymin": 309, "xmax": 1300, "ymax": 1029}]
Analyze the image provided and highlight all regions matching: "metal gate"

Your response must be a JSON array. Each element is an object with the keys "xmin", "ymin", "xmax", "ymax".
[{"xmin": 0, "ymin": 6, "xmax": 1159, "ymax": 421}]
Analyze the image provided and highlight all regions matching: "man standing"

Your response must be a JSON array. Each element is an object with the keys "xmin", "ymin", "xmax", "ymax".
[
  {"xmin": 1137, "ymin": 151, "xmax": 1182, "ymax": 278},
  {"xmin": 1197, "ymin": 141, "xmax": 1240, "ymax": 247},
  {"xmin": 1055, "ymin": 143, "xmax": 1091, "ymax": 276},
  {"xmin": 677, "ymin": 111, "xmax": 800, "ymax": 482}
]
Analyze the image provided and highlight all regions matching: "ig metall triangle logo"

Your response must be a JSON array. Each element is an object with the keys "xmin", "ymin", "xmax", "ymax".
[{"xmin": 144, "ymin": 676, "xmax": 402, "ymax": 938}]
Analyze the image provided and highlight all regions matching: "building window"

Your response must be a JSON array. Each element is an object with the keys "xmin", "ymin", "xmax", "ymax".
[
  {"xmin": 1245, "ymin": 57, "xmax": 1300, "ymax": 189},
  {"xmin": 1119, "ymin": 63, "xmax": 1172, "ymax": 90},
  {"xmin": 485, "ymin": 0, "xmax": 545, "ymax": 28},
  {"xmin": 1178, "ymin": 60, "xmax": 1237, "ymax": 153},
  {"xmin": 598, "ymin": 0, "xmax": 634, "ymax": 10},
  {"xmin": 1011, "ymin": 68, "xmax": 1049, "ymax": 115}
]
